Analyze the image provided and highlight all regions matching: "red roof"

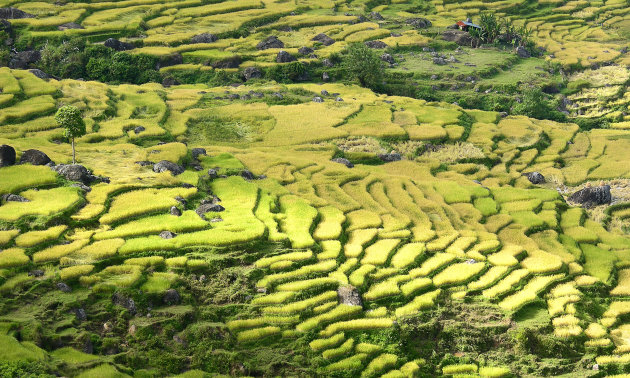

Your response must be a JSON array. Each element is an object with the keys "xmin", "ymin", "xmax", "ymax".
[{"xmin": 456, "ymin": 21, "xmax": 466, "ymax": 26}]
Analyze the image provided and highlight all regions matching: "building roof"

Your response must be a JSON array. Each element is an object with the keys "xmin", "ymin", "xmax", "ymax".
[{"xmin": 457, "ymin": 20, "xmax": 482, "ymax": 29}]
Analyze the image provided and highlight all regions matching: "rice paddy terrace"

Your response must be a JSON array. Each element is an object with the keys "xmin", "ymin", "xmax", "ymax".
[{"xmin": 0, "ymin": 0, "xmax": 629, "ymax": 377}]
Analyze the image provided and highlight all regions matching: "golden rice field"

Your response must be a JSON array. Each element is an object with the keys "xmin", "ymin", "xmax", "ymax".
[{"xmin": 1, "ymin": 58, "xmax": 630, "ymax": 376}]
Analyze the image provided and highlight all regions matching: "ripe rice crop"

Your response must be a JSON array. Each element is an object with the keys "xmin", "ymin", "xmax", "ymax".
[
  {"xmin": 255, "ymin": 251, "xmax": 313, "ymax": 268},
  {"xmin": 124, "ymin": 256, "xmax": 164, "ymax": 267},
  {"xmin": 390, "ymin": 243, "xmax": 425, "ymax": 269},
  {"xmin": 432, "ymin": 262, "xmax": 485, "ymax": 287},
  {"xmin": 276, "ymin": 277, "xmax": 339, "ymax": 292},
  {"xmin": 322, "ymin": 338, "xmax": 354, "ymax": 360},
  {"xmin": 15, "ymin": 225, "xmax": 67, "ymax": 248},
  {"xmin": 297, "ymin": 304, "xmax": 362, "ymax": 332},
  {"xmin": 0, "ymin": 248, "xmax": 29, "ymax": 268},
  {"xmin": 395, "ymin": 289, "xmax": 441, "ymax": 318},
  {"xmin": 611, "ymin": 269, "xmax": 630, "ymax": 296},
  {"xmin": 321, "ymin": 318, "xmax": 394, "ymax": 337},
  {"xmin": 0, "ymin": 187, "xmax": 82, "ymax": 222},
  {"xmin": 482, "ymin": 269, "xmax": 529, "ymax": 299},
  {"xmin": 59, "ymin": 265, "xmax": 94, "ymax": 281},
  {"xmin": 33, "ymin": 239, "xmax": 90, "ymax": 263},
  {"xmin": 251, "ymin": 291, "xmax": 296, "ymax": 306},
  {"xmin": 227, "ymin": 316, "xmax": 299, "ymax": 331},
  {"xmin": 0, "ymin": 229, "xmax": 19, "ymax": 246},
  {"xmin": 521, "ymin": 249, "xmax": 563, "ymax": 274},
  {"xmin": 479, "ymin": 366, "xmax": 511, "ymax": 377},
  {"xmin": 361, "ymin": 353, "xmax": 398, "ymax": 378},
  {"xmin": 69, "ymin": 238, "xmax": 125, "ymax": 263},
  {"xmin": 361, "ymin": 239, "xmax": 401, "ymax": 266},
  {"xmin": 410, "ymin": 253, "xmax": 457, "ymax": 277},
  {"xmin": 499, "ymin": 274, "xmax": 563, "ymax": 311},
  {"xmin": 324, "ymin": 353, "xmax": 369, "ymax": 372},
  {"xmin": 363, "ymin": 279, "xmax": 401, "ymax": 301},
  {"xmin": 400, "ymin": 277, "xmax": 433, "ymax": 297},
  {"xmin": 0, "ymin": 165, "xmax": 58, "ymax": 195},
  {"xmin": 310, "ymin": 333, "xmax": 345, "ymax": 351},
  {"xmin": 257, "ymin": 260, "xmax": 337, "ymax": 289},
  {"xmin": 0, "ymin": 95, "xmax": 56, "ymax": 126},
  {"xmin": 99, "ymin": 187, "xmax": 197, "ymax": 225},
  {"xmin": 236, "ymin": 326, "xmax": 281, "ymax": 343},
  {"xmin": 345, "ymin": 229, "xmax": 378, "ymax": 257},
  {"xmin": 319, "ymin": 241, "xmax": 341, "ymax": 260},
  {"xmin": 278, "ymin": 195, "xmax": 318, "ymax": 249},
  {"xmin": 313, "ymin": 206, "xmax": 345, "ymax": 241},
  {"xmin": 263, "ymin": 291, "xmax": 338, "ymax": 315},
  {"xmin": 442, "ymin": 364, "xmax": 478, "ymax": 375},
  {"xmin": 94, "ymin": 211, "xmax": 208, "ymax": 240}
]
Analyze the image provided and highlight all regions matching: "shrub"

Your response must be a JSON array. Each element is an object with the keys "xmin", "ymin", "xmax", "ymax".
[{"xmin": 343, "ymin": 43, "xmax": 384, "ymax": 89}]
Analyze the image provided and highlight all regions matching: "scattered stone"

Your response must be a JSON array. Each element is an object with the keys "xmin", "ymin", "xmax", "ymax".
[
  {"xmin": 157, "ymin": 53, "xmax": 183, "ymax": 69},
  {"xmin": 335, "ymin": 97, "xmax": 344, "ymax": 102},
  {"xmin": 191, "ymin": 148, "xmax": 206, "ymax": 160},
  {"xmin": 241, "ymin": 169, "xmax": 256, "ymax": 180},
  {"xmin": 423, "ymin": 47, "xmax": 435, "ymax": 52},
  {"xmin": 128, "ymin": 324, "xmax": 137, "ymax": 335},
  {"xmin": 568, "ymin": 185, "xmax": 611, "ymax": 207},
  {"xmin": 370, "ymin": 12, "xmax": 384, "ymax": 20},
  {"xmin": 207, "ymin": 168, "xmax": 218, "ymax": 179},
  {"xmin": 135, "ymin": 160, "xmax": 154, "ymax": 167},
  {"xmin": 516, "ymin": 46, "xmax": 531, "ymax": 58},
  {"xmin": 313, "ymin": 96, "xmax": 323, "ymax": 103},
  {"xmin": 381, "ymin": 53, "xmax": 395, "ymax": 64},
  {"xmin": 52, "ymin": 164, "xmax": 93, "ymax": 184},
  {"xmin": 196, "ymin": 203, "xmax": 225, "ymax": 218},
  {"xmin": 378, "ymin": 153, "xmax": 402, "ymax": 162},
  {"xmin": 58, "ymin": 22, "xmax": 83, "ymax": 31},
  {"xmin": 499, "ymin": 112, "xmax": 508, "ymax": 118},
  {"xmin": 112, "ymin": 292, "xmax": 137, "ymax": 315},
  {"xmin": 163, "ymin": 289, "xmax": 181, "ymax": 305},
  {"xmin": 433, "ymin": 57, "xmax": 447, "ymax": 65},
  {"xmin": 331, "ymin": 157, "xmax": 353, "ymax": 168},
  {"xmin": 134, "ymin": 126, "xmax": 145, "ymax": 134},
  {"xmin": 312, "ymin": 33, "xmax": 335, "ymax": 46},
  {"xmin": 337, "ymin": 285, "xmax": 362, "ymax": 306},
  {"xmin": 242, "ymin": 66, "xmax": 262, "ymax": 81},
  {"xmin": 57, "ymin": 282, "xmax": 72, "ymax": 293},
  {"xmin": 162, "ymin": 76, "xmax": 180, "ymax": 87},
  {"xmin": 71, "ymin": 182, "xmax": 91, "ymax": 192},
  {"xmin": 442, "ymin": 29, "xmax": 475, "ymax": 46},
  {"xmin": 276, "ymin": 50, "xmax": 296, "ymax": 63},
  {"xmin": 523, "ymin": 171, "xmax": 545, "ymax": 184},
  {"xmin": 321, "ymin": 90, "xmax": 329, "ymax": 96},
  {"xmin": 28, "ymin": 270, "xmax": 44, "ymax": 277},
  {"xmin": 153, "ymin": 160, "xmax": 184, "ymax": 175},
  {"xmin": 406, "ymin": 17, "xmax": 432, "ymax": 29},
  {"xmin": 256, "ymin": 35, "xmax": 284, "ymax": 50},
  {"xmin": 298, "ymin": 46, "xmax": 314, "ymax": 55},
  {"xmin": 28, "ymin": 69, "xmax": 49, "ymax": 80},
  {"xmin": 212, "ymin": 56, "xmax": 242, "ymax": 69},
  {"xmin": 75, "ymin": 308, "xmax": 87, "ymax": 322},
  {"xmin": 364, "ymin": 40, "xmax": 388, "ymax": 49},
  {"xmin": 191, "ymin": 33, "xmax": 217, "ymax": 44},
  {"xmin": 322, "ymin": 58, "xmax": 334, "ymax": 67},
  {"xmin": 9, "ymin": 50, "xmax": 40, "ymax": 69},
  {"xmin": 272, "ymin": 92, "xmax": 284, "ymax": 99},
  {"xmin": 20, "ymin": 149, "xmax": 51, "ymax": 165},
  {"xmin": 170, "ymin": 206, "xmax": 182, "ymax": 217},
  {"xmin": 0, "ymin": 144, "xmax": 15, "ymax": 167},
  {"xmin": 159, "ymin": 231, "xmax": 176, "ymax": 239},
  {"xmin": 0, "ymin": 7, "xmax": 34, "ymax": 19},
  {"xmin": 322, "ymin": 72, "xmax": 330, "ymax": 81},
  {"xmin": 104, "ymin": 38, "xmax": 134, "ymax": 51}
]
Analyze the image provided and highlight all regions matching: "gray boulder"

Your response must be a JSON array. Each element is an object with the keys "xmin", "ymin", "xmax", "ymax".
[
  {"xmin": 243, "ymin": 66, "xmax": 262, "ymax": 81},
  {"xmin": 0, "ymin": 144, "xmax": 15, "ymax": 167},
  {"xmin": 568, "ymin": 185, "xmax": 612, "ymax": 207},
  {"xmin": 381, "ymin": 53, "xmax": 395, "ymax": 64},
  {"xmin": 337, "ymin": 285, "xmax": 362, "ymax": 306},
  {"xmin": 153, "ymin": 160, "xmax": 184, "ymax": 175},
  {"xmin": 9, "ymin": 50, "xmax": 40, "ymax": 69},
  {"xmin": 523, "ymin": 171, "xmax": 545, "ymax": 184},
  {"xmin": 157, "ymin": 53, "xmax": 183, "ymax": 69},
  {"xmin": 58, "ymin": 22, "xmax": 83, "ymax": 30},
  {"xmin": 28, "ymin": 69, "xmax": 49, "ymax": 79},
  {"xmin": 516, "ymin": 46, "xmax": 531, "ymax": 58},
  {"xmin": 53, "ymin": 164, "xmax": 92, "ymax": 184},
  {"xmin": 442, "ymin": 30, "xmax": 474, "ymax": 46},
  {"xmin": 378, "ymin": 153, "xmax": 402, "ymax": 162},
  {"xmin": 75, "ymin": 308, "xmax": 87, "ymax": 322},
  {"xmin": 28, "ymin": 269, "xmax": 44, "ymax": 277},
  {"xmin": 370, "ymin": 12, "xmax": 384, "ymax": 21},
  {"xmin": 0, "ymin": 8, "xmax": 33, "ymax": 19},
  {"xmin": 19, "ymin": 149, "xmax": 50, "ymax": 165},
  {"xmin": 331, "ymin": 158, "xmax": 354, "ymax": 168},
  {"xmin": 364, "ymin": 40, "xmax": 388, "ymax": 49},
  {"xmin": 159, "ymin": 231, "xmax": 176, "ymax": 239},
  {"xmin": 322, "ymin": 72, "xmax": 330, "ymax": 81},
  {"xmin": 241, "ymin": 169, "xmax": 256, "ymax": 180},
  {"xmin": 112, "ymin": 292, "xmax": 136, "ymax": 315},
  {"xmin": 256, "ymin": 36, "xmax": 284, "ymax": 50},
  {"xmin": 170, "ymin": 206, "xmax": 182, "ymax": 216},
  {"xmin": 312, "ymin": 33, "xmax": 335, "ymax": 46},
  {"xmin": 207, "ymin": 168, "xmax": 218, "ymax": 179},
  {"xmin": 196, "ymin": 203, "xmax": 225, "ymax": 219},
  {"xmin": 104, "ymin": 38, "xmax": 134, "ymax": 51},
  {"xmin": 191, "ymin": 148, "xmax": 206, "ymax": 160},
  {"xmin": 276, "ymin": 50, "xmax": 296, "ymax": 63},
  {"xmin": 57, "ymin": 282, "xmax": 72, "ymax": 293},
  {"xmin": 163, "ymin": 289, "xmax": 181, "ymax": 305},
  {"xmin": 191, "ymin": 33, "xmax": 217, "ymax": 44},
  {"xmin": 313, "ymin": 96, "xmax": 323, "ymax": 103},
  {"xmin": 406, "ymin": 18, "xmax": 432, "ymax": 29},
  {"xmin": 298, "ymin": 46, "xmax": 314, "ymax": 55},
  {"xmin": 135, "ymin": 160, "xmax": 154, "ymax": 167},
  {"xmin": 322, "ymin": 58, "xmax": 334, "ymax": 67},
  {"xmin": 2, "ymin": 194, "xmax": 29, "ymax": 202},
  {"xmin": 134, "ymin": 126, "xmax": 145, "ymax": 134}
]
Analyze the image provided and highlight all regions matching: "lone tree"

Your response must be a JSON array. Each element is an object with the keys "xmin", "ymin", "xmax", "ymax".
[
  {"xmin": 55, "ymin": 105, "xmax": 86, "ymax": 164},
  {"xmin": 343, "ymin": 43, "xmax": 383, "ymax": 90}
]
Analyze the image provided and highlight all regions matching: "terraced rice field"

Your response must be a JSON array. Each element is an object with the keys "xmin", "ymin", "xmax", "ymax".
[{"xmin": 0, "ymin": 0, "xmax": 629, "ymax": 376}]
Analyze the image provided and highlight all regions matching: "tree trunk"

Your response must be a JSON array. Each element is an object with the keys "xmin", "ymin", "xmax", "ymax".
[{"xmin": 72, "ymin": 137, "xmax": 76, "ymax": 164}]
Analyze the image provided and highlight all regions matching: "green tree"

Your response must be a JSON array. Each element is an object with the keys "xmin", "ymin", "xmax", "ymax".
[
  {"xmin": 342, "ymin": 43, "xmax": 383, "ymax": 89},
  {"xmin": 55, "ymin": 105, "xmax": 86, "ymax": 164}
]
